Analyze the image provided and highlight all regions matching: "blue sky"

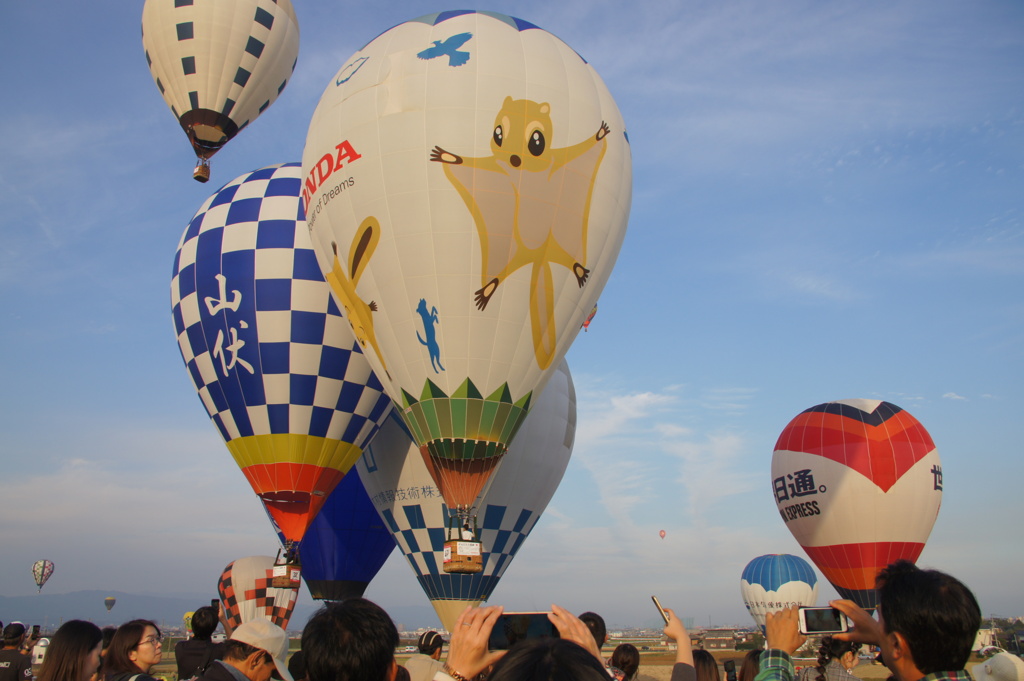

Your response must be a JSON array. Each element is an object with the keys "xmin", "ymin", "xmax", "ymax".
[{"xmin": 1, "ymin": 1, "xmax": 1022, "ymax": 628}]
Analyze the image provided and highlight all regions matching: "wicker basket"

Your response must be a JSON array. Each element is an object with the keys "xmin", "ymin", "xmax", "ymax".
[
  {"xmin": 443, "ymin": 539, "xmax": 483, "ymax": 574},
  {"xmin": 193, "ymin": 159, "xmax": 211, "ymax": 183}
]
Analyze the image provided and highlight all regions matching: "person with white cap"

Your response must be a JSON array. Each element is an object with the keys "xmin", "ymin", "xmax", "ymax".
[
  {"xmin": 196, "ymin": 619, "xmax": 293, "ymax": 681},
  {"xmin": 973, "ymin": 653, "xmax": 1024, "ymax": 681},
  {"xmin": 404, "ymin": 632, "xmax": 445, "ymax": 681}
]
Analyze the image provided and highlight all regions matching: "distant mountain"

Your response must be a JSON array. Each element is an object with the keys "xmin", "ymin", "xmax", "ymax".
[{"xmin": 0, "ymin": 590, "xmax": 444, "ymax": 634}]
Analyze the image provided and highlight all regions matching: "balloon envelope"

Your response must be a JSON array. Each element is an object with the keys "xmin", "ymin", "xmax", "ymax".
[
  {"xmin": 171, "ymin": 163, "xmax": 393, "ymax": 544},
  {"xmin": 218, "ymin": 556, "xmax": 299, "ymax": 630},
  {"xmin": 740, "ymin": 554, "xmax": 818, "ymax": 631},
  {"xmin": 357, "ymin": 358, "xmax": 576, "ymax": 629},
  {"xmin": 296, "ymin": 467, "xmax": 397, "ymax": 601},
  {"xmin": 141, "ymin": 0, "xmax": 300, "ymax": 172},
  {"xmin": 303, "ymin": 11, "xmax": 629, "ymax": 516},
  {"xmin": 32, "ymin": 560, "xmax": 54, "ymax": 592},
  {"xmin": 772, "ymin": 399, "xmax": 942, "ymax": 610},
  {"xmin": 104, "ymin": 597, "xmax": 116, "ymax": 612}
]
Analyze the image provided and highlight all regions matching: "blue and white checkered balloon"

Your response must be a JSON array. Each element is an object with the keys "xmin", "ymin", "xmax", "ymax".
[
  {"xmin": 356, "ymin": 359, "xmax": 575, "ymax": 630},
  {"xmin": 171, "ymin": 163, "xmax": 393, "ymax": 544}
]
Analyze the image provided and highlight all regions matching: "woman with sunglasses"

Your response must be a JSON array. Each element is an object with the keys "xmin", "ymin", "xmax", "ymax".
[{"xmin": 103, "ymin": 620, "xmax": 163, "ymax": 681}]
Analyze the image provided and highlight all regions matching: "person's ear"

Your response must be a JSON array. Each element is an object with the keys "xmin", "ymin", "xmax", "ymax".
[
  {"xmin": 247, "ymin": 652, "xmax": 265, "ymax": 671},
  {"xmin": 889, "ymin": 632, "xmax": 907, "ymax": 662},
  {"xmin": 388, "ymin": 659, "xmax": 398, "ymax": 681}
]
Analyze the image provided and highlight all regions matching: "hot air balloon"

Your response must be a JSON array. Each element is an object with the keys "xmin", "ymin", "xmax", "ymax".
[
  {"xmin": 218, "ymin": 556, "xmax": 299, "ymax": 630},
  {"xmin": 141, "ymin": 0, "xmax": 300, "ymax": 182},
  {"xmin": 171, "ymin": 163, "xmax": 393, "ymax": 554},
  {"xmin": 659, "ymin": 530, "xmax": 666, "ymax": 540},
  {"xmin": 357, "ymin": 358, "xmax": 576, "ymax": 629},
  {"xmin": 294, "ymin": 468, "xmax": 397, "ymax": 601},
  {"xmin": 740, "ymin": 554, "xmax": 818, "ymax": 632},
  {"xmin": 183, "ymin": 611, "xmax": 194, "ymax": 633},
  {"xmin": 32, "ymin": 560, "xmax": 54, "ymax": 592},
  {"xmin": 772, "ymin": 399, "xmax": 942, "ymax": 610},
  {"xmin": 582, "ymin": 306, "xmax": 598, "ymax": 332},
  {"xmin": 104, "ymin": 597, "xmax": 116, "ymax": 612},
  {"xmin": 302, "ymin": 11, "xmax": 630, "ymax": 557}
]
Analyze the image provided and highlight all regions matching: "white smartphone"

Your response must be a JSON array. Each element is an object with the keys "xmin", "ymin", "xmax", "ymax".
[
  {"xmin": 798, "ymin": 606, "xmax": 851, "ymax": 635},
  {"xmin": 652, "ymin": 596, "xmax": 670, "ymax": 624}
]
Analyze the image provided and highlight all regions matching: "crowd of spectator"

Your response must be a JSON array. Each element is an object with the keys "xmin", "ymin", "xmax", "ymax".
[{"xmin": 5, "ymin": 560, "xmax": 1018, "ymax": 681}]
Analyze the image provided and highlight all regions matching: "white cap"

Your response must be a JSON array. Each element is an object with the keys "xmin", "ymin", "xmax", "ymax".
[
  {"xmin": 973, "ymin": 653, "xmax": 1024, "ymax": 681},
  {"xmin": 230, "ymin": 619, "xmax": 294, "ymax": 681}
]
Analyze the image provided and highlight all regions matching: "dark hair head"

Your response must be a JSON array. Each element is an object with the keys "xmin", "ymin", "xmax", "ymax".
[
  {"xmin": 578, "ymin": 612, "xmax": 606, "ymax": 649},
  {"xmin": 610, "ymin": 643, "xmax": 640, "ymax": 681},
  {"xmin": 417, "ymin": 631, "xmax": 443, "ymax": 655},
  {"xmin": 814, "ymin": 636, "xmax": 861, "ymax": 681},
  {"xmin": 190, "ymin": 607, "xmax": 219, "ymax": 641},
  {"xmin": 394, "ymin": 667, "xmax": 410, "ymax": 681},
  {"xmin": 104, "ymin": 620, "xmax": 160, "ymax": 679},
  {"xmin": 100, "ymin": 628, "xmax": 117, "ymax": 652},
  {"xmin": 288, "ymin": 650, "xmax": 306, "ymax": 681},
  {"xmin": 489, "ymin": 638, "xmax": 610, "ymax": 681},
  {"xmin": 36, "ymin": 620, "xmax": 103, "ymax": 681},
  {"xmin": 876, "ymin": 560, "xmax": 980, "ymax": 673},
  {"xmin": 738, "ymin": 650, "xmax": 762, "ymax": 681},
  {"xmin": 301, "ymin": 599, "xmax": 398, "ymax": 681},
  {"xmin": 692, "ymin": 650, "xmax": 721, "ymax": 681}
]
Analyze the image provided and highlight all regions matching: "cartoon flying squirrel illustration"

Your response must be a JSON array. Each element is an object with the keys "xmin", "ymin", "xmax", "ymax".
[
  {"xmin": 325, "ymin": 216, "xmax": 390, "ymax": 380},
  {"xmin": 430, "ymin": 96, "xmax": 609, "ymax": 369}
]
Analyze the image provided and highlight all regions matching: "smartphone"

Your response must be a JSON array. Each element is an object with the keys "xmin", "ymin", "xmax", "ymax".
[
  {"xmin": 651, "ymin": 596, "xmax": 670, "ymax": 624},
  {"xmin": 488, "ymin": 612, "xmax": 558, "ymax": 650},
  {"xmin": 724, "ymin": 660, "xmax": 737, "ymax": 681},
  {"xmin": 31, "ymin": 625, "xmax": 40, "ymax": 638},
  {"xmin": 211, "ymin": 598, "xmax": 219, "ymax": 609},
  {"xmin": 798, "ymin": 606, "xmax": 850, "ymax": 635}
]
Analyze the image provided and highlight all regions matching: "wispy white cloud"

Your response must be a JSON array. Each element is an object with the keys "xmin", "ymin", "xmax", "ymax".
[
  {"xmin": 943, "ymin": 392, "xmax": 967, "ymax": 401},
  {"xmin": 0, "ymin": 424, "xmax": 274, "ymax": 597}
]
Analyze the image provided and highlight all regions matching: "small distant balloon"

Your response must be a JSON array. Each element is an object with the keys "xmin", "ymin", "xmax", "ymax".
[
  {"xmin": 104, "ymin": 597, "xmax": 116, "ymax": 612},
  {"xmin": 659, "ymin": 530, "xmax": 666, "ymax": 540},
  {"xmin": 582, "ymin": 305, "xmax": 598, "ymax": 332},
  {"xmin": 32, "ymin": 560, "xmax": 54, "ymax": 592}
]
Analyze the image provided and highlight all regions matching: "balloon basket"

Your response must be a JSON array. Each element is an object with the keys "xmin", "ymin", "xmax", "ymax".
[
  {"xmin": 443, "ymin": 512, "xmax": 482, "ymax": 573},
  {"xmin": 193, "ymin": 159, "xmax": 210, "ymax": 183},
  {"xmin": 443, "ymin": 539, "xmax": 483, "ymax": 574},
  {"xmin": 271, "ymin": 547, "xmax": 301, "ymax": 588}
]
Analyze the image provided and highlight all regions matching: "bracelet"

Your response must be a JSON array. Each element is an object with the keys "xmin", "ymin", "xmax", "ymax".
[{"xmin": 443, "ymin": 663, "xmax": 471, "ymax": 681}]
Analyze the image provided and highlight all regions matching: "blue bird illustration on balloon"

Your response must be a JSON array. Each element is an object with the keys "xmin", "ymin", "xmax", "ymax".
[{"xmin": 417, "ymin": 32, "xmax": 472, "ymax": 67}]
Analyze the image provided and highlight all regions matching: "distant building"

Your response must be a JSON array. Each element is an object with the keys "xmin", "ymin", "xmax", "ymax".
[{"xmin": 703, "ymin": 629, "xmax": 738, "ymax": 650}]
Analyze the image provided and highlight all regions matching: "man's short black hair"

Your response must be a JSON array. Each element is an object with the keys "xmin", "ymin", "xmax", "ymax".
[
  {"xmin": 190, "ymin": 607, "xmax": 219, "ymax": 641},
  {"xmin": 301, "ymin": 599, "xmax": 398, "ymax": 681},
  {"xmin": 877, "ymin": 560, "xmax": 980, "ymax": 673},
  {"xmin": 578, "ymin": 612, "xmax": 606, "ymax": 649}
]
